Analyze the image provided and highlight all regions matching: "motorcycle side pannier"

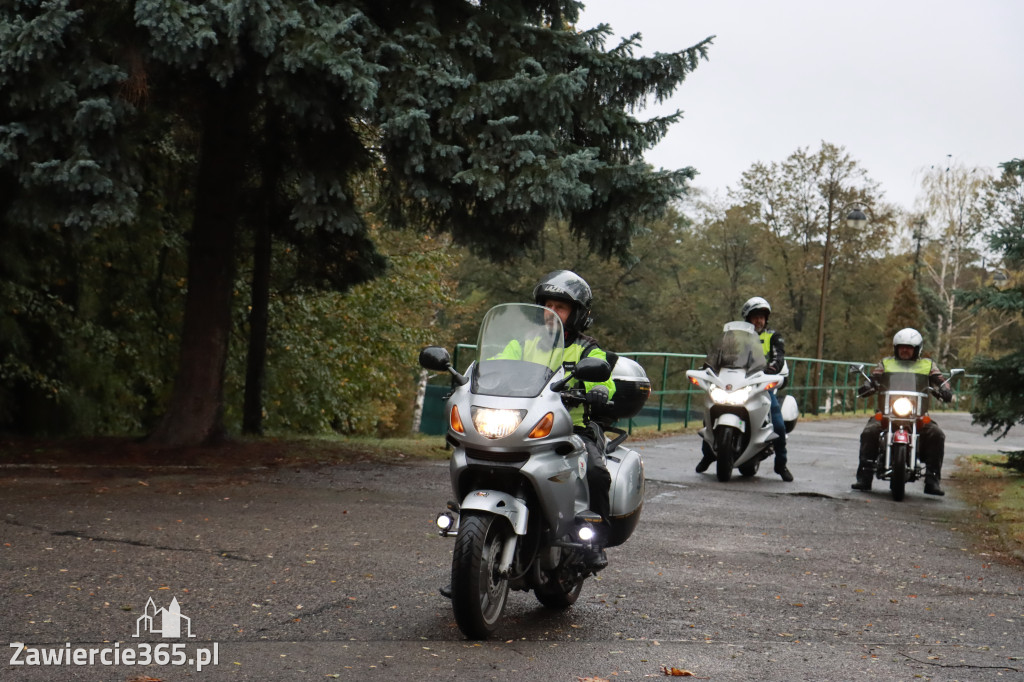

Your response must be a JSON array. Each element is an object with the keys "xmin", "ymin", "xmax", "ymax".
[
  {"xmin": 591, "ymin": 356, "xmax": 651, "ymax": 422},
  {"xmin": 606, "ymin": 447, "xmax": 644, "ymax": 546}
]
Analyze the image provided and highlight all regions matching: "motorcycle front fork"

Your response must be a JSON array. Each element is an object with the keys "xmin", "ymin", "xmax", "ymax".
[{"xmin": 876, "ymin": 432, "xmax": 922, "ymax": 478}]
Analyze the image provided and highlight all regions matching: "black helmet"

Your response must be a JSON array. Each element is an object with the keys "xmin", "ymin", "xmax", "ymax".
[{"xmin": 533, "ymin": 270, "xmax": 593, "ymax": 336}]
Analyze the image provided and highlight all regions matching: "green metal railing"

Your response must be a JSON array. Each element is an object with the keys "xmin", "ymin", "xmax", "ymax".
[
  {"xmin": 615, "ymin": 352, "xmax": 978, "ymax": 431},
  {"xmin": 418, "ymin": 346, "xmax": 978, "ymax": 435}
]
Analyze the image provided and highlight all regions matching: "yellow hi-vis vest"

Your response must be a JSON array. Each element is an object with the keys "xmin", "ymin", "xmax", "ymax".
[
  {"xmin": 881, "ymin": 357, "xmax": 933, "ymax": 374},
  {"xmin": 494, "ymin": 337, "xmax": 616, "ymax": 427}
]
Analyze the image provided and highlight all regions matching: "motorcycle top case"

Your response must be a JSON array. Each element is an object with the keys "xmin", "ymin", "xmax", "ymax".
[{"xmin": 590, "ymin": 356, "xmax": 652, "ymax": 422}]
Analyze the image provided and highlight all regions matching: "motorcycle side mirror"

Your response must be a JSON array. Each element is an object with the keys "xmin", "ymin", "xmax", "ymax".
[
  {"xmin": 574, "ymin": 357, "xmax": 612, "ymax": 383},
  {"xmin": 549, "ymin": 357, "xmax": 611, "ymax": 392},
  {"xmin": 848, "ymin": 363, "xmax": 871, "ymax": 381},
  {"xmin": 419, "ymin": 346, "xmax": 468, "ymax": 386},
  {"xmin": 942, "ymin": 367, "xmax": 965, "ymax": 388},
  {"xmin": 419, "ymin": 346, "xmax": 451, "ymax": 371}
]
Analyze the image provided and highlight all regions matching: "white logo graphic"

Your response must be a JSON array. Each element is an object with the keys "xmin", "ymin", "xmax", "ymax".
[
  {"xmin": 10, "ymin": 594, "xmax": 217, "ymax": 671},
  {"xmin": 133, "ymin": 597, "xmax": 195, "ymax": 639}
]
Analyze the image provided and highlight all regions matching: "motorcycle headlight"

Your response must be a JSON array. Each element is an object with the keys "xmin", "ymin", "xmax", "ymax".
[
  {"xmin": 709, "ymin": 385, "xmax": 752, "ymax": 406},
  {"xmin": 471, "ymin": 407, "xmax": 527, "ymax": 439},
  {"xmin": 891, "ymin": 397, "xmax": 915, "ymax": 417}
]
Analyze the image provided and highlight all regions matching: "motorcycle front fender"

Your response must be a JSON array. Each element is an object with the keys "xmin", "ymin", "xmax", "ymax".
[
  {"xmin": 712, "ymin": 412, "xmax": 746, "ymax": 433},
  {"xmin": 459, "ymin": 490, "xmax": 529, "ymax": 536}
]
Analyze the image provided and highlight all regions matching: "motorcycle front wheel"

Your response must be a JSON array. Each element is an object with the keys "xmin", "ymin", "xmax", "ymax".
[
  {"xmin": 714, "ymin": 425, "xmax": 740, "ymax": 482},
  {"xmin": 889, "ymin": 443, "xmax": 907, "ymax": 501},
  {"xmin": 450, "ymin": 511, "xmax": 511, "ymax": 639}
]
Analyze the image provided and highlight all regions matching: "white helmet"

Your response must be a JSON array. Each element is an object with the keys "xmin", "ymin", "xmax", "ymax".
[
  {"xmin": 740, "ymin": 296, "xmax": 771, "ymax": 322},
  {"xmin": 892, "ymin": 328, "xmax": 924, "ymax": 360}
]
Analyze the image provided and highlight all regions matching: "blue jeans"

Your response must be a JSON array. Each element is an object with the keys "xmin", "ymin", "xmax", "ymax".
[{"xmin": 769, "ymin": 391, "xmax": 787, "ymax": 466}]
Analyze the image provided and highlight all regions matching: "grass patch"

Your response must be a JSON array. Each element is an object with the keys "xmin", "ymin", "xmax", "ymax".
[
  {"xmin": 951, "ymin": 454, "xmax": 1024, "ymax": 563},
  {"xmin": 291, "ymin": 433, "xmax": 451, "ymax": 461}
]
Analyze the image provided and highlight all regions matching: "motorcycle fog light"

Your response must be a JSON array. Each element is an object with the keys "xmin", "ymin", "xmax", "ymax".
[
  {"xmin": 710, "ymin": 385, "xmax": 751, "ymax": 406},
  {"xmin": 891, "ymin": 397, "xmax": 915, "ymax": 417},
  {"xmin": 471, "ymin": 407, "xmax": 527, "ymax": 439},
  {"xmin": 436, "ymin": 512, "xmax": 455, "ymax": 531},
  {"xmin": 577, "ymin": 526, "xmax": 596, "ymax": 542}
]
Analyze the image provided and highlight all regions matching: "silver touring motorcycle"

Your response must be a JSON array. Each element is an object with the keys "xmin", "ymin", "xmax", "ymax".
[{"xmin": 418, "ymin": 303, "xmax": 650, "ymax": 639}]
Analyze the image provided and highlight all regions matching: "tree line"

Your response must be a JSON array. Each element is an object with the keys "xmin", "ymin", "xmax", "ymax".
[
  {"xmin": 1, "ymin": 0, "xmax": 709, "ymax": 444},
  {"xmin": 2, "ymin": 3, "xmax": 1020, "ymax": 448}
]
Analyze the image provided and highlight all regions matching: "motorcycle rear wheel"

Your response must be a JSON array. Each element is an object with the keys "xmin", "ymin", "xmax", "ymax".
[
  {"xmin": 714, "ymin": 425, "xmax": 739, "ymax": 482},
  {"xmin": 451, "ymin": 512, "xmax": 511, "ymax": 639},
  {"xmin": 534, "ymin": 559, "xmax": 585, "ymax": 609},
  {"xmin": 889, "ymin": 444, "xmax": 907, "ymax": 501},
  {"xmin": 738, "ymin": 459, "xmax": 760, "ymax": 477}
]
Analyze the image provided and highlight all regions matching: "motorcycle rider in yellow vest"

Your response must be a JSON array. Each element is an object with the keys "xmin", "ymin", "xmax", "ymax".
[
  {"xmin": 698, "ymin": 297, "xmax": 793, "ymax": 481},
  {"xmin": 531, "ymin": 270, "xmax": 617, "ymax": 570},
  {"xmin": 485, "ymin": 270, "xmax": 616, "ymax": 571},
  {"xmin": 851, "ymin": 328, "xmax": 953, "ymax": 495}
]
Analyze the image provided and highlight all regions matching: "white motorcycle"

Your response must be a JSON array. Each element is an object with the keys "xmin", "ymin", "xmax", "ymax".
[
  {"xmin": 686, "ymin": 321, "xmax": 799, "ymax": 482},
  {"xmin": 419, "ymin": 303, "xmax": 650, "ymax": 639}
]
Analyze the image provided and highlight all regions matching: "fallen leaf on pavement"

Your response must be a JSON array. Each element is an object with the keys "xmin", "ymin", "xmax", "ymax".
[{"xmin": 662, "ymin": 666, "xmax": 696, "ymax": 676}]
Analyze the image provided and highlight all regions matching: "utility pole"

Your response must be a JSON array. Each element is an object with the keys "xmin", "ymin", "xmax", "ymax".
[{"xmin": 913, "ymin": 217, "xmax": 926, "ymax": 282}]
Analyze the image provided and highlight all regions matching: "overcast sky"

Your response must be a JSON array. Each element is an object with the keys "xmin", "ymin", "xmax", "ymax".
[{"xmin": 578, "ymin": 0, "xmax": 1024, "ymax": 211}]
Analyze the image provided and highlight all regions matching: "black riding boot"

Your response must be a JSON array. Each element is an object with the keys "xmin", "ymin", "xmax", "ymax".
[
  {"xmin": 851, "ymin": 462, "xmax": 873, "ymax": 491},
  {"xmin": 924, "ymin": 469, "xmax": 945, "ymax": 496},
  {"xmin": 923, "ymin": 448, "xmax": 945, "ymax": 496},
  {"xmin": 696, "ymin": 440, "xmax": 715, "ymax": 473},
  {"xmin": 584, "ymin": 438, "xmax": 611, "ymax": 572}
]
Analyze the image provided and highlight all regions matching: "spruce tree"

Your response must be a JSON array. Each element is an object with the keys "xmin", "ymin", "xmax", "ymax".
[
  {"xmin": 1, "ymin": 1, "xmax": 711, "ymax": 446},
  {"xmin": 962, "ymin": 159, "xmax": 1024, "ymax": 466},
  {"xmin": 881, "ymin": 277, "xmax": 925, "ymax": 356}
]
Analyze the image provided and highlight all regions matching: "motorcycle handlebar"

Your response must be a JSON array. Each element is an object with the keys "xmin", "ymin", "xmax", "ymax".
[{"xmin": 561, "ymin": 387, "xmax": 616, "ymax": 409}]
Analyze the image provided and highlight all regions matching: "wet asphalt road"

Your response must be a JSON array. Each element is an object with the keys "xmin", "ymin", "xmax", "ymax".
[{"xmin": 2, "ymin": 413, "xmax": 1023, "ymax": 681}]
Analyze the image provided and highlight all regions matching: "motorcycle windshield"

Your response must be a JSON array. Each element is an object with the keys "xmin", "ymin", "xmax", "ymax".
[
  {"xmin": 704, "ymin": 323, "xmax": 767, "ymax": 375},
  {"xmin": 472, "ymin": 303, "xmax": 565, "ymax": 398},
  {"xmin": 879, "ymin": 372, "xmax": 929, "ymax": 393}
]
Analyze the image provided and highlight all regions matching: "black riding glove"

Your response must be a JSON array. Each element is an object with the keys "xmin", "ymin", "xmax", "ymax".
[
  {"xmin": 857, "ymin": 381, "xmax": 877, "ymax": 398},
  {"xmin": 585, "ymin": 385, "xmax": 609, "ymax": 406},
  {"xmin": 938, "ymin": 386, "xmax": 953, "ymax": 403}
]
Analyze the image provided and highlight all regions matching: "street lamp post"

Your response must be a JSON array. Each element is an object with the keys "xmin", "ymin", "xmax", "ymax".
[{"xmin": 814, "ymin": 205, "xmax": 867, "ymax": 361}]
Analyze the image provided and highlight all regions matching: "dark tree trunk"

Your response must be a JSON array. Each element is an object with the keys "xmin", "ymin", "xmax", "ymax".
[
  {"xmin": 147, "ymin": 80, "xmax": 250, "ymax": 447},
  {"xmin": 242, "ymin": 112, "xmax": 284, "ymax": 436}
]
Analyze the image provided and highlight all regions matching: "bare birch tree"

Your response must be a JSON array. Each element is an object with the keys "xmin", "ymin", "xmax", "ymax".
[{"xmin": 915, "ymin": 158, "xmax": 992, "ymax": 363}]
